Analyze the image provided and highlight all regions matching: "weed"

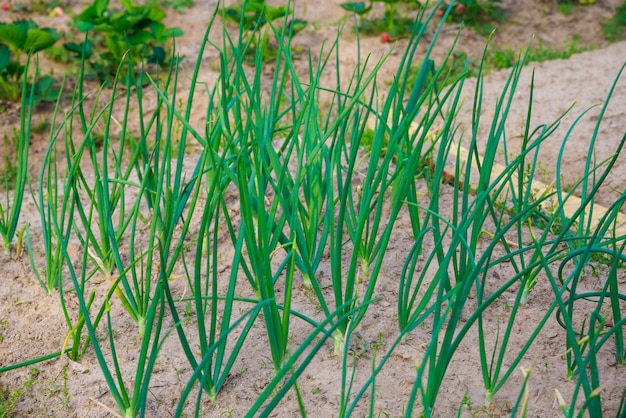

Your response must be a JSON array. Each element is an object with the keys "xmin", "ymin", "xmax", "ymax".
[
  {"xmin": 0, "ymin": 319, "xmax": 6, "ymax": 343},
  {"xmin": 602, "ymin": 0, "xmax": 626, "ymax": 42},
  {"xmin": 557, "ymin": 2, "xmax": 575, "ymax": 15},
  {"xmin": 0, "ymin": 368, "xmax": 39, "ymax": 417},
  {"xmin": 157, "ymin": 0, "xmax": 194, "ymax": 12},
  {"xmin": 31, "ymin": 118, "xmax": 49, "ymax": 134},
  {"xmin": 489, "ymin": 37, "xmax": 594, "ymax": 70}
]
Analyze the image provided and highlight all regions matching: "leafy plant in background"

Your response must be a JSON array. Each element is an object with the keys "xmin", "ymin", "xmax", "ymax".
[
  {"xmin": 340, "ymin": 0, "xmax": 423, "ymax": 38},
  {"xmin": 3, "ymin": 0, "xmax": 64, "ymax": 14},
  {"xmin": 64, "ymin": 0, "xmax": 184, "ymax": 84},
  {"xmin": 157, "ymin": 0, "xmax": 194, "ymax": 13},
  {"xmin": 222, "ymin": 0, "xmax": 307, "ymax": 62},
  {"xmin": 0, "ymin": 19, "xmax": 59, "ymax": 103},
  {"xmin": 437, "ymin": 0, "xmax": 504, "ymax": 35},
  {"xmin": 553, "ymin": 0, "xmax": 596, "ymax": 16},
  {"xmin": 602, "ymin": 0, "xmax": 626, "ymax": 42}
]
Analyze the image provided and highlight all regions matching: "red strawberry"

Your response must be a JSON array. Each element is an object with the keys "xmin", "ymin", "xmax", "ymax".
[
  {"xmin": 381, "ymin": 32, "xmax": 391, "ymax": 43},
  {"xmin": 1, "ymin": 3, "xmax": 9, "ymax": 11},
  {"xmin": 456, "ymin": 3, "xmax": 466, "ymax": 13},
  {"xmin": 435, "ymin": 8, "xmax": 444, "ymax": 17}
]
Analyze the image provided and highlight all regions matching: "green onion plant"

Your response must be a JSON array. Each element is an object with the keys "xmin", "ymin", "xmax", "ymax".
[
  {"xmin": 0, "ymin": 54, "xmax": 35, "ymax": 253},
  {"xmin": 399, "ymin": 52, "xmax": 626, "ymax": 418}
]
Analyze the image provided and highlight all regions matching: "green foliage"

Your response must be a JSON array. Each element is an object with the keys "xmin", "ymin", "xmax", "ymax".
[
  {"xmin": 554, "ymin": 1, "xmax": 596, "ymax": 16},
  {"xmin": 43, "ymin": 32, "xmax": 75, "ymax": 65},
  {"xmin": 0, "ymin": 20, "xmax": 59, "ymax": 103},
  {"xmin": 439, "ymin": 1, "xmax": 505, "ymax": 35},
  {"xmin": 30, "ymin": 118, "xmax": 50, "ymax": 134},
  {"xmin": 0, "ymin": 52, "xmax": 41, "ymax": 253},
  {"xmin": 602, "ymin": 1, "xmax": 626, "ymax": 42},
  {"xmin": 0, "ymin": 369, "xmax": 38, "ymax": 418},
  {"xmin": 340, "ymin": 0, "xmax": 423, "ymax": 38},
  {"xmin": 64, "ymin": 0, "xmax": 184, "ymax": 84},
  {"xmin": 222, "ymin": 0, "xmax": 308, "ymax": 62},
  {"xmin": 415, "ymin": 38, "xmax": 596, "ymax": 84},
  {"xmin": 0, "ymin": 382, "xmax": 21, "ymax": 417},
  {"xmin": 489, "ymin": 38, "xmax": 594, "ymax": 70},
  {"xmin": 0, "ymin": 20, "xmax": 58, "ymax": 54},
  {"xmin": 488, "ymin": 47, "xmax": 515, "ymax": 70},
  {"xmin": 407, "ymin": 50, "xmax": 480, "ymax": 92},
  {"xmin": 4, "ymin": 0, "xmax": 61, "ymax": 14},
  {"xmin": 158, "ymin": 0, "xmax": 194, "ymax": 12},
  {"xmin": 2, "ymin": 2, "xmax": 626, "ymax": 416},
  {"xmin": 0, "ymin": 129, "xmax": 19, "ymax": 192},
  {"xmin": 557, "ymin": 0, "xmax": 596, "ymax": 4},
  {"xmin": 557, "ymin": 2, "xmax": 575, "ymax": 15},
  {"xmin": 223, "ymin": 0, "xmax": 287, "ymax": 27}
]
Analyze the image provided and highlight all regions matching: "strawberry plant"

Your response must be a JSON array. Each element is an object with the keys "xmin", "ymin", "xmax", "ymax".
[
  {"xmin": 222, "ymin": 0, "xmax": 307, "ymax": 62},
  {"xmin": 159, "ymin": 0, "xmax": 194, "ymax": 12},
  {"xmin": 0, "ymin": 19, "xmax": 59, "ymax": 103},
  {"xmin": 340, "ymin": 0, "xmax": 423, "ymax": 38},
  {"xmin": 437, "ymin": 1, "xmax": 504, "ymax": 35},
  {"xmin": 63, "ymin": 0, "xmax": 183, "ymax": 84}
]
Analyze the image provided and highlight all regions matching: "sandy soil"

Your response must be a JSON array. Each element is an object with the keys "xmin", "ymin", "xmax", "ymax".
[{"xmin": 1, "ymin": 0, "xmax": 625, "ymax": 417}]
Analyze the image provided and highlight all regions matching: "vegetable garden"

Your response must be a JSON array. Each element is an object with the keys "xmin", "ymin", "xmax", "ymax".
[{"xmin": 1, "ymin": 0, "xmax": 625, "ymax": 416}]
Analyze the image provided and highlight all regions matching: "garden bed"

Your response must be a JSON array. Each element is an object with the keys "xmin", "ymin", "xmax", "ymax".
[{"xmin": 1, "ymin": 0, "xmax": 625, "ymax": 417}]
